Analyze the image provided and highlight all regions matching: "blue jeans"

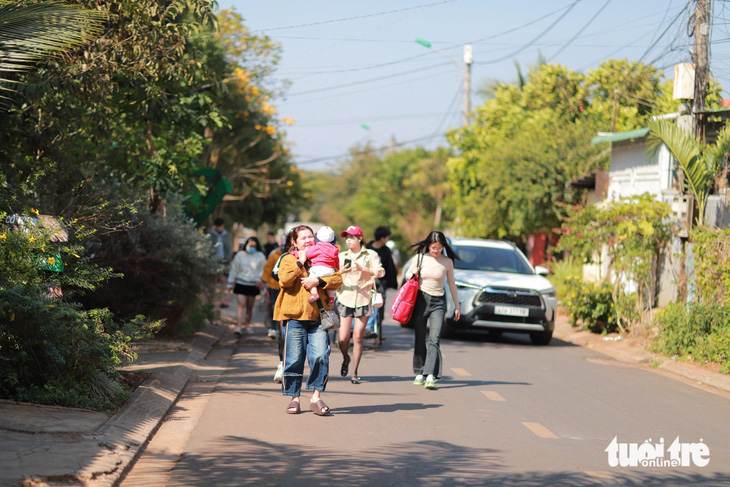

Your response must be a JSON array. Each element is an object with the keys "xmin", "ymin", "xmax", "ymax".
[
  {"xmin": 412, "ymin": 291, "xmax": 445, "ymax": 378},
  {"xmin": 282, "ymin": 319, "xmax": 330, "ymax": 396}
]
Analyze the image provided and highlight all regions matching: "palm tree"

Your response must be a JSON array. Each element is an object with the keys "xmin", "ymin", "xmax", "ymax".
[
  {"xmin": 0, "ymin": 0, "xmax": 104, "ymax": 101},
  {"xmin": 647, "ymin": 119, "xmax": 730, "ymax": 226}
]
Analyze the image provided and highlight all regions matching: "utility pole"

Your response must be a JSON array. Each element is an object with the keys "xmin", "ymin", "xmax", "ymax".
[
  {"xmin": 463, "ymin": 45, "xmax": 473, "ymax": 126},
  {"xmin": 692, "ymin": 0, "xmax": 711, "ymax": 137}
]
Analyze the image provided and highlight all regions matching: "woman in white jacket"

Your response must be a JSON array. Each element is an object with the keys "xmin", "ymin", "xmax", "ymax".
[{"xmin": 227, "ymin": 236, "xmax": 266, "ymax": 335}]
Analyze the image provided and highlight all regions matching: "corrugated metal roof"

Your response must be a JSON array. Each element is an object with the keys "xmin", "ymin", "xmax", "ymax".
[{"xmin": 590, "ymin": 128, "xmax": 650, "ymax": 145}]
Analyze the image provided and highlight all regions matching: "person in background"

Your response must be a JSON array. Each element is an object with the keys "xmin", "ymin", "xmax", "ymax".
[
  {"xmin": 274, "ymin": 225, "xmax": 342, "ymax": 415},
  {"xmin": 262, "ymin": 234, "xmax": 289, "ymax": 381},
  {"xmin": 227, "ymin": 236, "xmax": 266, "ymax": 336},
  {"xmin": 365, "ymin": 226, "xmax": 398, "ymax": 338},
  {"xmin": 263, "ymin": 231, "xmax": 279, "ymax": 256},
  {"xmin": 209, "ymin": 218, "xmax": 232, "ymax": 308},
  {"xmin": 335, "ymin": 225, "xmax": 384, "ymax": 384},
  {"xmin": 405, "ymin": 231, "xmax": 461, "ymax": 390}
]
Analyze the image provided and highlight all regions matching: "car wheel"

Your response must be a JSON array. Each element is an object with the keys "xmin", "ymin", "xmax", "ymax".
[{"xmin": 529, "ymin": 329, "xmax": 552, "ymax": 346}]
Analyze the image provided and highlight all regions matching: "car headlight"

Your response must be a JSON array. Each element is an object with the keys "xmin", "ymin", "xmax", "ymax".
[{"xmin": 541, "ymin": 289, "xmax": 557, "ymax": 299}]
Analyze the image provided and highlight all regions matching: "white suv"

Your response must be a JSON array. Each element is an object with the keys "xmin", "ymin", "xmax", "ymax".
[{"xmin": 401, "ymin": 238, "xmax": 557, "ymax": 345}]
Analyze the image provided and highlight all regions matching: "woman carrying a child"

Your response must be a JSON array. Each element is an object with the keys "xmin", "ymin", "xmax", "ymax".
[
  {"xmin": 335, "ymin": 225, "xmax": 384, "ymax": 384},
  {"xmin": 274, "ymin": 225, "xmax": 342, "ymax": 415}
]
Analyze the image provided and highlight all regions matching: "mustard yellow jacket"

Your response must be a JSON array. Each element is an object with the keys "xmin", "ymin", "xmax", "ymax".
[{"xmin": 273, "ymin": 254, "xmax": 342, "ymax": 321}]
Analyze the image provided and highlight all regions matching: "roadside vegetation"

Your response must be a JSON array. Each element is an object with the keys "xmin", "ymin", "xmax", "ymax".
[
  {"xmin": 0, "ymin": 1, "xmax": 302, "ymax": 410},
  {"xmin": 2, "ymin": 2, "xmax": 728, "ymax": 412}
]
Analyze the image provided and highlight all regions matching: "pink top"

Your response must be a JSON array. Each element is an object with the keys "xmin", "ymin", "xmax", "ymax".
[{"xmin": 295, "ymin": 242, "xmax": 340, "ymax": 269}]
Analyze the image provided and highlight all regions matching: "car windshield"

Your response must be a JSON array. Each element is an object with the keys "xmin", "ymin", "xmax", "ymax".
[{"xmin": 451, "ymin": 245, "xmax": 534, "ymax": 275}]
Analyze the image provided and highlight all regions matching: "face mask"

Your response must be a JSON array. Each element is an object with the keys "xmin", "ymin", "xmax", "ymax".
[{"xmin": 246, "ymin": 247, "xmax": 256, "ymax": 254}]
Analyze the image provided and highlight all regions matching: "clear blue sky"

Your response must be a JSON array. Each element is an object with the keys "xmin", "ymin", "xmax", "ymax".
[{"xmin": 217, "ymin": 0, "xmax": 730, "ymax": 169}]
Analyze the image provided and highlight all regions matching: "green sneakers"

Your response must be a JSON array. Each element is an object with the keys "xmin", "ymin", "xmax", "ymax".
[
  {"xmin": 424, "ymin": 375, "xmax": 436, "ymax": 390},
  {"xmin": 413, "ymin": 374, "xmax": 424, "ymax": 386}
]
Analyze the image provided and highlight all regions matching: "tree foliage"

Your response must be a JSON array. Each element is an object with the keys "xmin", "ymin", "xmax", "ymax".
[{"xmin": 447, "ymin": 59, "xmax": 670, "ymax": 240}]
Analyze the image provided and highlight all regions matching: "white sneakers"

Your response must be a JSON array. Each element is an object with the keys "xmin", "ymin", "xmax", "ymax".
[
  {"xmin": 267, "ymin": 329, "xmax": 277, "ymax": 339},
  {"xmin": 413, "ymin": 374, "xmax": 424, "ymax": 386},
  {"xmin": 233, "ymin": 326, "xmax": 242, "ymax": 336},
  {"xmin": 424, "ymin": 374, "xmax": 436, "ymax": 390},
  {"xmin": 274, "ymin": 362, "xmax": 284, "ymax": 383}
]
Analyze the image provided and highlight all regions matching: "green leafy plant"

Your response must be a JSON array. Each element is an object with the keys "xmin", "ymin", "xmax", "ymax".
[
  {"xmin": 79, "ymin": 195, "xmax": 220, "ymax": 335},
  {"xmin": 0, "ymin": 213, "xmax": 159, "ymax": 410},
  {"xmin": 546, "ymin": 256, "xmax": 582, "ymax": 302},
  {"xmin": 691, "ymin": 227, "xmax": 730, "ymax": 309},
  {"xmin": 651, "ymin": 302, "xmax": 730, "ymax": 374},
  {"xmin": 559, "ymin": 194, "xmax": 674, "ymax": 332},
  {"xmin": 562, "ymin": 276, "xmax": 617, "ymax": 334}
]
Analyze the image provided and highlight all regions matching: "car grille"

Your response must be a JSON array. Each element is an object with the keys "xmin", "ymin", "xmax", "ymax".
[{"xmin": 476, "ymin": 289, "xmax": 542, "ymax": 307}]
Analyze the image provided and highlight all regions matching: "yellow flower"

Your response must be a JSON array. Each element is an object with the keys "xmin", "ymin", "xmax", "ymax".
[
  {"xmin": 31, "ymin": 208, "xmax": 39, "ymax": 215},
  {"xmin": 29, "ymin": 237, "xmax": 36, "ymax": 243},
  {"xmin": 286, "ymin": 181, "xmax": 294, "ymax": 186},
  {"xmin": 10, "ymin": 314, "xmax": 14, "ymax": 321},
  {"xmin": 265, "ymin": 125, "xmax": 276, "ymax": 135},
  {"xmin": 71, "ymin": 253, "xmax": 80, "ymax": 258},
  {"xmin": 0, "ymin": 234, "xmax": 6, "ymax": 240},
  {"xmin": 48, "ymin": 257, "xmax": 56, "ymax": 265}
]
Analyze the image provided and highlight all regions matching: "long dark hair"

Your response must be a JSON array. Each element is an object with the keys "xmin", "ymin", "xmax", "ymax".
[
  {"xmin": 409, "ymin": 230, "xmax": 460, "ymax": 262},
  {"xmin": 243, "ymin": 236, "xmax": 263, "ymax": 252},
  {"xmin": 286, "ymin": 225, "xmax": 314, "ymax": 253}
]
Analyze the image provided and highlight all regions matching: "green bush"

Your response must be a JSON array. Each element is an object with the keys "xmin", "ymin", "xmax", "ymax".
[
  {"xmin": 0, "ymin": 215, "xmax": 159, "ymax": 410},
  {"xmin": 692, "ymin": 227, "xmax": 730, "ymax": 309},
  {"xmin": 651, "ymin": 302, "xmax": 730, "ymax": 373},
  {"xmin": 547, "ymin": 256, "xmax": 582, "ymax": 302},
  {"xmin": 563, "ymin": 276, "xmax": 618, "ymax": 334},
  {"xmin": 79, "ymin": 195, "xmax": 219, "ymax": 335}
]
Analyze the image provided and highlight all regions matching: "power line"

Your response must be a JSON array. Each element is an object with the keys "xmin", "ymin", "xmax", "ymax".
[
  {"xmin": 252, "ymin": 0, "xmax": 459, "ymax": 33},
  {"xmin": 475, "ymin": 0, "xmax": 583, "ymax": 65},
  {"xmin": 548, "ymin": 0, "xmax": 613, "ymax": 62},
  {"xmin": 286, "ymin": 60, "xmax": 453, "ymax": 96}
]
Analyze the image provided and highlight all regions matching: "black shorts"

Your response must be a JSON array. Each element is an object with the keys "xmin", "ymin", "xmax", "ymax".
[{"xmin": 233, "ymin": 284, "xmax": 259, "ymax": 296}]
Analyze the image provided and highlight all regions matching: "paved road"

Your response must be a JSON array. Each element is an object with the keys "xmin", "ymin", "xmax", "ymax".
[{"xmin": 123, "ymin": 318, "xmax": 730, "ymax": 487}]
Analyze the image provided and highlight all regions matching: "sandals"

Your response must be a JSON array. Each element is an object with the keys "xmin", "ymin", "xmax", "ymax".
[
  {"xmin": 310, "ymin": 399, "xmax": 331, "ymax": 416},
  {"xmin": 340, "ymin": 354, "xmax": 350, "ymax": 377},
  {"xmin": 350, "ymin": 377, "xmax": 361, "ymax": 384},
  {"xmin": 285, "ymin": 399, "xmax": 300, "ymax": 414}
]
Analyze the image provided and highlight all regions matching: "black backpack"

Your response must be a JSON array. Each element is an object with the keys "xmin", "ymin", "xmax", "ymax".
[{"xmin": 271, "ymin": 252, "xmax": 289, "ymax": 282}]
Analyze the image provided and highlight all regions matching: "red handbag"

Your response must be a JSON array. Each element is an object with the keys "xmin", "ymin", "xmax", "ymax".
[{"xmin": 391, "ymin": 253, "xmax": 423, "ymax": 324}]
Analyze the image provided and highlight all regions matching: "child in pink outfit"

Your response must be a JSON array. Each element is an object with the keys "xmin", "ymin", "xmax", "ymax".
[{"xmin": 294, "ymin": 226, "xmax": 340, "ymax": 304}]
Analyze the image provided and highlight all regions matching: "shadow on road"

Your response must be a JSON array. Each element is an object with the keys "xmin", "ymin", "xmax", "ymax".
[{"xmin": 166, "ymin": 436, "xmax": 730, "ymax": 487}]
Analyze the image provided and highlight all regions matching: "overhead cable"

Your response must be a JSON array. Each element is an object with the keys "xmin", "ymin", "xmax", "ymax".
[
  {"xmin": 548, "ymin": 0, "xmax": 613, "ymax": 61},
  {"xmin": 252, "ymin": 0, "xmax": 459, "ymax": 33}
]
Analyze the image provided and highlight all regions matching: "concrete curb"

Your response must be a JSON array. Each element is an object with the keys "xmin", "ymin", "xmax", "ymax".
[
  {"xmin": 3, "ymin": 322, "xmax": 228, "ymax": 487},
  {"xmin": 81, "ymin": 322, "xmax": 227, "ymax": 487}
]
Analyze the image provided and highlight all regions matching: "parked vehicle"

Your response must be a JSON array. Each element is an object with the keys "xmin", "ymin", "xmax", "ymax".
[{"xmin": 399, "ymin": 238, "xmax": 557, "ymax": 345}]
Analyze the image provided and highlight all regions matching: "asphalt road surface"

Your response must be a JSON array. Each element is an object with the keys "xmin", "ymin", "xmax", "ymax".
[{"xmin": 123, "ymin": 317, "xmax": 730, "ymax": 487}]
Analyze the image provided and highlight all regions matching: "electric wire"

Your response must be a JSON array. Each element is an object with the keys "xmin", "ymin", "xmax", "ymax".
[
  {"xmin": 251, "ymin": 0, "xmax": 459, "ymax": 33},
  {"xmin": 548, "ymin": 0, "xmax": 613, "ymax": 62},
  {"xmin": 475, "ymin": 0, "xmax": 583, "ymax": 65}
]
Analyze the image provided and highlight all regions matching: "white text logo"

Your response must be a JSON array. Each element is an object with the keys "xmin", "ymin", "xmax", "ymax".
[{"xmin": 605, "ymin": 436, "xmax": 710, "ymax": 467}]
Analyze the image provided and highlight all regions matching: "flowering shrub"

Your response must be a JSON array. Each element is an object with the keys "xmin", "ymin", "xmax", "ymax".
[
  {"xmin": 563, "ymin": 276, "xmax": 618, "ymax": 334},
  {"xmin": 0, "ymin": 211, "xmax": 158, "ymax": 410},
  {"xmin": 558, "ymin": 194, "xmax": 674, "ymax": 332}
]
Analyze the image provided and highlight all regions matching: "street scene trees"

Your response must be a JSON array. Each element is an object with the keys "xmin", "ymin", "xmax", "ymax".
[
  {"xmin": 0, "ymin": 1, "xmax": 300, "ymax": 409},
  {"xmin": 1, "ymin": 0, "xmax": 728, "ymax": 415}
]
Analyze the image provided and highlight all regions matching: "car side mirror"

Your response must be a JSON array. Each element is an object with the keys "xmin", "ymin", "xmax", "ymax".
[{"xmin": 535, "ymin": 266, "xmax": 549, "ymax": 277}]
